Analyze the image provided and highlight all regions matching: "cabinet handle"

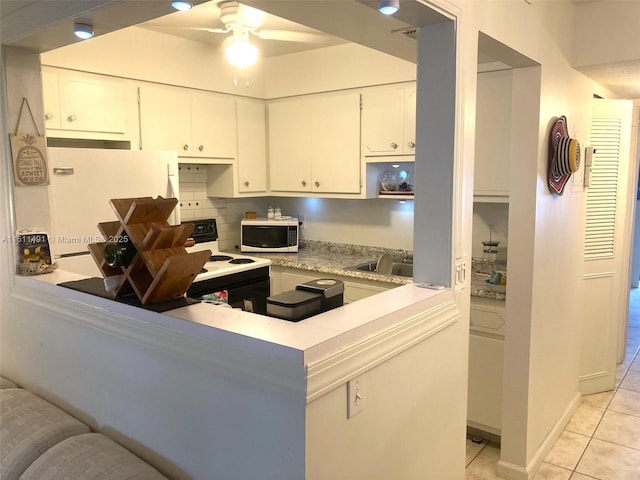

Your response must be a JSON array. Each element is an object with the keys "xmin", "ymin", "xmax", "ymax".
[
  {"xmin": 315, "ymin": 181, "xmax": 320, "ymax": 188},
  {"xmin": 45, "ymin": 113, "xmax": 53, "ymax": 121},
  {"xmin": 301, "ymin": 180, "xmax": 307, "ymax": 187},
  {"xmin": 390, "ymin": 142, "xmax": 398, "ymax": 149},
  {"xmin": 408, "ymin": 141, "xmax": 416, "ymax": 149},
  {"xmin": 244, "ymin": 181, "xmax": 250, "ymax": 187},
  {"xmin": 183, "ymin": 144, "xmax": 189, "ymax": 151},
  {"xmin": 67, "ymin": 114, "xmax": 77, "ymax": 122},
  {"xmin": 198, "ymin": 145, "xmax": 204, "ymax": 152}
]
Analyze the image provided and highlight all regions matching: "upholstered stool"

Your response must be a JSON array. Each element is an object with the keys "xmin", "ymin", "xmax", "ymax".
[
  {"xmin": 0, "ymin": 388, "xmax": 90, "ymax": 480},
  {"xmin": 0, "ymin": 376, "xmax": 18, "ymax": 389},
  {"xmin": 20, "ymin": 433, "xmax": 168, "ymax": 479}
]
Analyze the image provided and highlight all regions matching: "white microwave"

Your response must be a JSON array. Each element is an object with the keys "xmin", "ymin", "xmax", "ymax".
[{"xmin": 241, "ymin": 218, "xmax": 299, "ymax": 253}]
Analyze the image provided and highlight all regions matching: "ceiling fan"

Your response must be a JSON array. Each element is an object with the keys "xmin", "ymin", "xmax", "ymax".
[{"xmin": 194, "ymin": 1, "xmax": 327, "ymax": 68}]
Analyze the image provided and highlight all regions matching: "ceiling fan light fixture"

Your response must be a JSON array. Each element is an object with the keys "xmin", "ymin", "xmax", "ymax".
[
  {"xmin": 171, "ymin": 1, "xmax": 193, "ymax": 11},
  {"xmin": 378, "ymin": 0, "xmax": 399, "ymax": 15},
  {"xmin": 225, "ymin": 31, "xmax": 258, "ymax": 68},
  {"xmin": 73, "ymin": 22, "xmax": 94, "ymax": 40}
]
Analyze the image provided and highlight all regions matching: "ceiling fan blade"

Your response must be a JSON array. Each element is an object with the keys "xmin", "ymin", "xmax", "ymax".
[
  {"xmin": 255, "ymin": 29, "xmax": 328, "ymax": 43},
  {"xmin": 190, "ymin": 27, "xmax": 230, "ymax": 34}
]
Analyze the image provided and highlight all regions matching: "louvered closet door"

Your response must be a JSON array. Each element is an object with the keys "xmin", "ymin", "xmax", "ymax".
[{"xmin": 580, "ymin": 99, "xmax": 633, "ymax": 395}]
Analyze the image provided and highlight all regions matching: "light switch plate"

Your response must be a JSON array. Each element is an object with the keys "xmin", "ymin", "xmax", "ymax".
[{"xmin": 347, "ymin": 375, "xmax": 365, "ymax": 418}]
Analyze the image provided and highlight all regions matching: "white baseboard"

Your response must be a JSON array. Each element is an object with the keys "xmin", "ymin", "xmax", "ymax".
[{"xmin": 496, "ymin": 392, "xmax": 581, "ymax": 480}]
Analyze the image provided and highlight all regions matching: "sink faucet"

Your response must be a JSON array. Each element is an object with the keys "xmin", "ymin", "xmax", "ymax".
[{"xmin": 401, "ymin": 250, "xmax": 413, "ymax": 263}]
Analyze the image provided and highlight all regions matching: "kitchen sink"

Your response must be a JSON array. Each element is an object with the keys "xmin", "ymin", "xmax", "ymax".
[{"xmin": 346, "ymin": 261, "xmax": 413, "ymax": 278}]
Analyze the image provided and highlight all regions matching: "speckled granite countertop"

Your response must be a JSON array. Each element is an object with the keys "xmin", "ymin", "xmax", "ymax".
[
  {"xmin": 226, "ymin": 240, "xmax": 414, "ymax": 286},
  {"xmin": 471, "ymin": 258, "xmax": 507, "ymax": 301}
]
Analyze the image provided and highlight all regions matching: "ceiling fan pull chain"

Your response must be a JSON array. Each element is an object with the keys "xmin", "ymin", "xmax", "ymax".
[
  {"xmin": 245, "ymin": 68, "xmax": 250, "ymax": 88},
  {"xmin": 233, "ymin": 68, "xmax": 238, "ymax": 87}
]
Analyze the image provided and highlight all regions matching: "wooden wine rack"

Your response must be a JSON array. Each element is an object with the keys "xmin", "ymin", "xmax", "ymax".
[{"xmin": 88, "ymin": 196, "xmax": 211, "ymax": 304}]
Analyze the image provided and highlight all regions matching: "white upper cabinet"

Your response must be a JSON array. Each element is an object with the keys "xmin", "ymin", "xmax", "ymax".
[
  {"xmin": 362, "ymin": 83, "xmax": 416, "ymax": 157},
  {"xmin": 268, "ymin": 90, "xmax": 361, "ymax": 195},
  {"xmin": 236, "ymin": 99, "xmax": 267, "ymax": 193},
  {"xmin": 42, "ymin": 70, "xmax": 60, "ymax": 130},
  {"xmin": 139, "ymin": 84, "xmax": 237, "ymax": 160},
  {"xmin": 191, "ymin": 90, "xmax": 237, "ymax": 159},
  {"xmin": 473, "ymin": 70, "xmax": 512, "ymax": 201},
  {"xmin": 207, "ymin": 98, "xmax": 267, "ymax": 198},
  {"xmin": 139, "ymin": 84, "xmax": 191, "ymax": 153},
  {"xmin": 42, "ymin": 68, "xmax": 127, "ymax": 136}
]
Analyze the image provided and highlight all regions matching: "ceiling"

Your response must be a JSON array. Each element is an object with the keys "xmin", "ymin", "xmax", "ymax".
[
  {"xmin": 135, "ymin": 1, "xmax": 348, "ymax": 58},
  {"xmin": 1, "ymin": 0, "xmax": 638, "ymax": 98},
  {"xmin": 577, "ymin": 61, "xmax": 640, "ymax": 99}
]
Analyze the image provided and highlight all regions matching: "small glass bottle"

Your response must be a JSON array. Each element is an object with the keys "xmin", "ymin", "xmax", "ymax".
[
  {"xmin": 267, "ymin": 206, "xmax": 274, "ymax": 219},
  {"xmin": 274, "ymin": 207, "xmax": 282, "ymax": 219}
]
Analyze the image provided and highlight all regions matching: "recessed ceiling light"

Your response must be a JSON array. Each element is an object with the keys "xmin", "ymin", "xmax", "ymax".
[
  {"xmin": 171, "ymin": 1, "xmax": 193, "ymax": 11},
  {"xmin": 73, "ymin": 23, "xmax": 94, "ymax": 40},
  {"xmin": 378, "ymin": 0, "xmax": 399, "ymax": 15}
]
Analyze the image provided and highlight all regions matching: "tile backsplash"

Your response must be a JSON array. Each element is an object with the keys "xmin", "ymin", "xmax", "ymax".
[{"xmin": 178, "ymin": 164, "xmax": 268, "ymax": 251}]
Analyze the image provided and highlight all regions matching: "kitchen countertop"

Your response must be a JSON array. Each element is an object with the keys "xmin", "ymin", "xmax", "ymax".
[
  {"xmin": 470, "ymin": 257, "xmax": 507, "ymax": 301},
  {"xmin": 225, "ymin": 240, "xmax": 414, "ymax": 286},
  {"xmin": 23, "ymin": 266, "xmax": 448, "ymax": 365}
]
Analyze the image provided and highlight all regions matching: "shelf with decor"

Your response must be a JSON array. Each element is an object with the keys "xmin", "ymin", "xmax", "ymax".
[{"xmin": 365, "ymin": 161, "xmax": 415, "ymax": 199}]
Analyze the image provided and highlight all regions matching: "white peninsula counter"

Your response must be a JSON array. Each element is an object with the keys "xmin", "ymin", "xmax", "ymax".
[{"xmin": 6, "ymin": 269, "xmax": 467, "ymax": 480}]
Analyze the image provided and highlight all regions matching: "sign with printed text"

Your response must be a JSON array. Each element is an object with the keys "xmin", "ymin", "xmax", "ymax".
[{"xmin": 10, "ymin": 132, "xmax": 49, "ymax": 187}]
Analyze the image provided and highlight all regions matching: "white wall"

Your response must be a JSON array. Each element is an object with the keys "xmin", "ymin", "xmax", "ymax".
[
  {"xmin": 572, "ymin": 1, "xmax": 640, "ymax": 68},
  {"xmin": 462, "ymin": 1, "xmax": 614, "ymax": 475},
  {"xmin": 3, "ymin": 1, "xmax": 637, "ymax": 479},
  {"xmin": 41, "ymin": 26, "xmax": 268, "ymax": 98},
  {"xmin": 264, "ymin": 42, "xmax": 415, "ymax": 98},
  {"xmin": 306, "ymin": 314, "xmax": 468, "ymax": 479},
  {"xmin": 270, "ymin": 197, "xmax": 414, "ymax": 250}
]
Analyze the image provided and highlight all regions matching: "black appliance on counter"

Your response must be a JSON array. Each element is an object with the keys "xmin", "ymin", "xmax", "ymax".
[
  {"xmin": 185, "ymin": 219, "xmax": 271, "ymax": 314},
  {"xmin": 266, "ymin": 279, "xmax": 344, "ymax": 322}
]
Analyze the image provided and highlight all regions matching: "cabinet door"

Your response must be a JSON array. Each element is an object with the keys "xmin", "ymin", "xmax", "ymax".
[
  {"xmin": 191, "ymin": 92, "xmax": 237, "ymax": 159},
  {"xmin": 467, "ymin": 334, "xmax": 504, "ymax": 432},
  {"xmin": 474, "ymin": 70, "xmax": 512, "ymax": 196},
  {"xmin": 361, "ymin": 87, "xmax": 404, "ymax": 156},
  {"xmin": 41, "ymin": 69, "xmax": 60, "ymax": 129},
  {"xmin": 58, "ymin": 74, "xmax": 126, "ymax": 133},
  {"xmin": 403, "ymin": 86, "xmax": 417, "ymax": 154},
  {"xmin": 237, "ymin": 99, "xmax": 267, "ymax": 193},
  {"xmin": 268, "ymin": 99, "xmax": 312, "ymax": 192},
  {"xmin": 309, "ymin": 92, "xmax": 361, "ymax": 193},
  {"xmin": 139, "ymin": 85, "xmax": 191, "ymax": 153}
]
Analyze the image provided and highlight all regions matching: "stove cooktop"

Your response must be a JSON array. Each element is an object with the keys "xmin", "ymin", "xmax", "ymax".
[{"xmin": 185, "ymin": 241, "xmax": 271, "ymax": 282}]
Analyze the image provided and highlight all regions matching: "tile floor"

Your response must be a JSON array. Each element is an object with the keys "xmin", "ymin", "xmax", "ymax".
[{"xmin": 465, "ymin": 288, "xmax": 640, "ymax": 480}]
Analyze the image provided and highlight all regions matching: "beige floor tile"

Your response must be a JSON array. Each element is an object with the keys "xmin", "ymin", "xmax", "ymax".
[
  {"xmin": 466, "ymin": 438, "xmax": 486, "ymax": 467},
  {"xmin": 582, "ymin": 390, "xmax": 614, "ymax": 409},
  {"xmin": 533, "ymin": 462, "xmax": 572, "ymax": 480},
  {"xmin": 544, "ymin": 430, "xmax": 590, "ymax": 470},
  {"xmin": 593, "ymin": 410, "xmax": 640, "ymax": 450},
  {"xmin": 575, "ymin": 438, "xmax": 640, "ymax": 480},
  {"xmin": 565, "ymin": 404, "xmax": 605, "ymax": 436},
  {"xmin": 465, "ymin": 444, "xmax": 501, "ymax": 480},
  {"xmin": 609, "ymin": 388, "xmax": 640, "ymax": 417},
  {"xmin": 617, "ymin": 361, "xmax": 631, "ymax": 387},
  {"xmin": 632, "ymin": 355, "xmax": 640, "ymax": 372},
  {"xmin": 620, "ymin": 370, "xmax": 640, "ymax": 393},
  {"xmin": 569, "ymin": 473, "xmax": 595, "ymax": 480}
]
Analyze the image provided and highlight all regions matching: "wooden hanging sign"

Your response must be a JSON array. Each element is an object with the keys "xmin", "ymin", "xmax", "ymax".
[{"xmin": 10, "ymin": 97, "xmax": 49, "ymax": 187}]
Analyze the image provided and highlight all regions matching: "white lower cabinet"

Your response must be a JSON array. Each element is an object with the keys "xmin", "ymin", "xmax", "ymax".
[
  {"xmin": 467, "ymin": 298, "xmax": 505, "ymax": 435},
  {"xmin": 270, "ymin": 266, "xmax": 395, "ymax": 304}
]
